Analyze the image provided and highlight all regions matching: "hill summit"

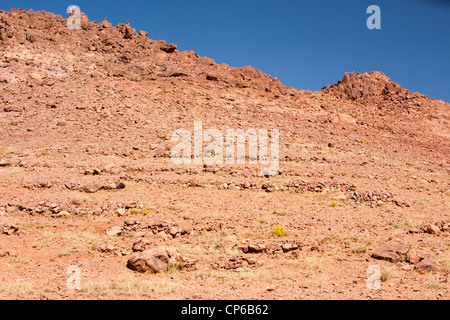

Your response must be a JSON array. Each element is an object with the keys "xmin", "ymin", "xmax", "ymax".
[{"xmin": 321, "ymin": 71, "xmax": 423, "ymax": 101}]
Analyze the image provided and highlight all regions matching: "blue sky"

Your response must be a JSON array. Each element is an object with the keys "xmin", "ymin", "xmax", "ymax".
[{"xmin": 2, "ymin": 0, "xmax": 449, "ymax": 102}]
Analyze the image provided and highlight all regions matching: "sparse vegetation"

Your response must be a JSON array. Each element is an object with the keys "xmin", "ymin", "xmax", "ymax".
[
  {"xmin": 380, "ymin": 267, "xmax": 392, "ymax": 283},
  {"xmin": 167, "ymin": 260, "xmax": 185, "ymax": 273},
  {"xmin": 79, "ymin": 277, "xmax": 178, "ymax": 297},
  {"xmin": 8, "ymin": 258, "xmax": 30, "ymax": 265},
  {"xmin": 70, "ymin": 194, "xmax": 89, "ymax": 206},
  {"xmin": 272, "ymin": 226, "xmax": 287, "ymax": 237},
  {"xmin": 130, "ymin": 207, "xmax": 155, "ymax": 216},
  {"xmin": 353, "ymin": 247, "xmax": 367, "ymax": 254},
  {"xmin": 273, "ymin": 210, "xmax": 294, "ymax": 216},
  {"xmin": 0, "ymin": 282, "xmax": 34, "ymax": 297}
]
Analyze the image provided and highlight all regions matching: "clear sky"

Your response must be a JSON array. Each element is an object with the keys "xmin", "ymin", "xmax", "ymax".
[{"xmin": 2, "ymin": 0, "xmax": 449, "ymax": 102}]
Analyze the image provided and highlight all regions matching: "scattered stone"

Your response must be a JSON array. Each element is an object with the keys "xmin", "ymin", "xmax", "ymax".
[
  {"xmin": 401, "ymin": 264, "xmax": 415, "ymax": 271},
  {"xmin": 102, "ymin": 164, "xmax": 121, "ymax": 174},
  {"xmin": 0, "ymin": 75, "xmax": 10, "ymax": 83},
  {"xmin": 237, "ymin": 244, "xmax": 249, "ymax": 253},
  {"xmin": 247, "ymin": 243, "xmax": 266, "ymax": 254},
  {"xmin": 6, "ymin": 206, "xmax": 17, "ymax": 214},
  {"xmin": 281, "ymin": 243, "xmax": 299, "ymax": 253},
  {"xmin": 334, "ymin": 194, "xmax": 347, "ymax": 201},
  {"xmin": 160, "ymin": 43, "xmax": 177, "ymax": 53},
  {"xmin": 106, "ymin": 226, "xmax": 122, "ymax": 236},
  {"xmin": 92, "ymin": 208, "xmax": 103, "ymax": 216},
  {"xmin": 0, "ymin": 159, "xmax": 12, "ymax": 167},
  {"xmin": 3, "ymin": 106, "xmax": 22, "ymax": 112},
  {"xmin": 82, "ymin": 183, "xmax": 101, "ymax": 193},
  {"xmin": 0, "ymin": 250, "xmax": 10, "ymax": 257},
  {"xmin": 426, "ymin": 224, "xmax": 441, "ymax": 236},
  {"xmin": 55, "ymin": 211, "xmax": 70, "ymax": 218},
  {"xmin": 349, "ymin": 190, "xmax": 407, "ymax": 207},
  {"xmin": 84, "ymin": 169, "xmax": 101, "ymax": 175},
  {"xmin": 169, "ymin": 253, "xmax": 197, "ymax": 271},
  {"xmin": 116, "ymin": 182, "xmax": 126, "ymax": 190},
  {"xmin": 156, "ymin": 231, "xmax": 169, "ymax": 240},
  {"xmin": 1, "ymin": 224, "xmax": 19, "ymax": 236},
  {"xmin": 167, "ymin": 226, "xmax": 179, "ymax": 238},
  {"xmin": 124, "ymin": 218, "xmax": 138, "ymax": 226},
  {"xmin": 99, "ymin": 19, "xmax": 112, "ymax": 29},
  {"xmin": 132, "ymin": 239, "xmax": 152, "ymax": 252},
  {"xmin": 405, "ymin": 248, "xmax": 425, "ymax": 265},
  {"xmin": 206, "ymin": 74, "xmax": 218, "ymax": 81},
  {"xmin": 212, "ymin": 256, "xmax": 257, "ymax": 270},
  {"xmin": 414, "ymin": 258, "xmax": 444, "ymax": 273},
  {"xmin": 80, "ymin": 182, "xmax": 125, "ymax": 193},
  {"xmin": 266, "ymin": 285, "xmax": 277, "ymax": 292},
  {"xmin": 116, "ymin": 208, "xmax": 127, "ymax": 217},
  {"xmin": 122, "ymin": 23, "xmax": 135, "ymax": 39},
  {"xmin": 242, "ymin": 181, "xmax": 251, "ymax": 189},
  {"xmin": 311, "ymin": 244, "xmax": 326, "ymax": 252},
  {"xmin": 100, "ymin": 244, "xmax": 116, "ymax": 253}
]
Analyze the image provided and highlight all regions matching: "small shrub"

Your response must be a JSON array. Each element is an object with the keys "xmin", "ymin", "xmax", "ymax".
[
  {"xmin": 130, "ymin": 208, "xmax": 152, "ymax": 216},
  {"xmin": 330, "ymin": 201, "xmax": 338, "ymax": 207},
  {"xmin": 167, "ymin": 260, "xmax": 185, "ymax": 273},
  {"xmin": 388, "ymin": 222, "xmax": 401, "ymax": 229},
  {"xmin": 273, "ymin": 210, "xmax": 294, "ymax": 216},
  {"xmin": 353, "ymin": 247, "xmax": 367, "ymax": 254},
  {"xmin": 272, "ymin": 226, "xmax": 286, "ymax": 237},
  {"xmin": 380, "ymin": 268, "xmax": 391, "ymax": 282},
  {"xmin": 70, "ymin": 194, "xmax": 88, "ymax": 206}
]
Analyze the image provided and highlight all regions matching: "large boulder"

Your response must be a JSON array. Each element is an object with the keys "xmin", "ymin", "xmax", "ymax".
[
  {"xmin": 126, "ymin": 248, "xmax": 170, "ymax": 274},
  {"xmin": 414, "ymin": 259, "xmax": 445, "ymax": 273},
  {"xmin": 160, "ymin": 42, "xmax": 177, "ymax": 53},
  {"xmin": 371, "ymin": 243, "xmax": 408, "ymax": 263}
]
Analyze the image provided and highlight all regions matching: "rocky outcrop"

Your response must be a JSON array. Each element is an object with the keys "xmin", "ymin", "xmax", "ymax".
[{"xmin": 321, "ymin": 71, "xmax": 422, "ymax": 101}]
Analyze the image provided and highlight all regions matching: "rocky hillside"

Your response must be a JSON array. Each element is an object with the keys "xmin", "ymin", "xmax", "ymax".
[
  {"xmin": 0, "ymin": 8, "xmax": 290, "ymax": 93},
  {"xmin": 0, "ymin": 8, "xmax": 449, "ymax": 300}
]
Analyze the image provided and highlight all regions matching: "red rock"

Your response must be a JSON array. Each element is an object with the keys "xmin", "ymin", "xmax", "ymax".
[
  {"xmin": 160, "ymin": 43, "xmax": 177, "ymax": 53},
  {"xmin": 1, "ymin": 224, "xmax": 19, "ymax": 235},
  {"xmin": 414, "ymin": 258, "xmax": 444, "ymax": 273},
  {"xmin": 372, "ymin": 243, "xmax": 409, "ymax": 263},
  {"xmin": 247, "ymin": 243, "xmax": 266, "ymax": 253},
  {"xmin": 406, "ymin": 249, "xmax": 425, "ymax": 265},
  {"xmin": 127, "ymin": 248, "xmax": 171, "ymax": 273},
  {"xmin": 426, "ymin": 224, "xmax": 441, "ymax": 236},
  {"xmin": 139, "ymin": 30, "xmax": 148, "ymax": 37}
]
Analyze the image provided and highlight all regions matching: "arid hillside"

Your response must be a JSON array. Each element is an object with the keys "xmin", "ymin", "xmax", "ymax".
[{"xmin": 0, "ymin": 9, "xmax": 449, "ymax": 300}]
